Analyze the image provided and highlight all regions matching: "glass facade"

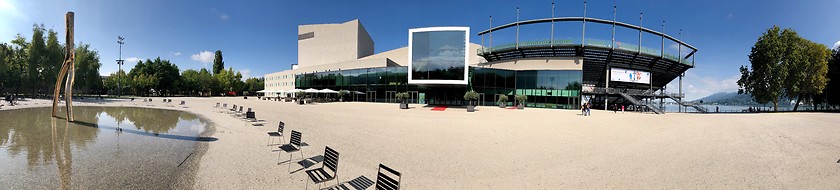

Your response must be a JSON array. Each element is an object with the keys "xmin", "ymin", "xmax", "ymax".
[
  {"xmin": 296, "ymin": 66, "xmax": 581, "ymax": 109},
  {"xmin": 471, "ymin": 68, "xmax": 581, "ymax": 109},
  {"xmin": 410, "ymin": 30, "xmax": 467, "ymax": 82}
]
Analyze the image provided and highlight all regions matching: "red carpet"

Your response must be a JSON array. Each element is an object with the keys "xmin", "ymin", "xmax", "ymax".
[{"xmin": 431, "ymin": 106, "xmax": 447, "ymax": 111}]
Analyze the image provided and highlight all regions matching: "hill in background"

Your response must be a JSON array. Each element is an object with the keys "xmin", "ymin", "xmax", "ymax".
[{"xmin": 693, "ymin": 92, "xmax": 793, "ymax": 106}]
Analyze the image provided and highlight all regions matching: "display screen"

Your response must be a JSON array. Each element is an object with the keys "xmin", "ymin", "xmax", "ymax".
[
  {"xmin": 610, "ymin": 68, "xmax": 651, "ymax": 84},
  {"xmin": 408, "ymin": 28, "xmax": 468, "ymax": 84}
]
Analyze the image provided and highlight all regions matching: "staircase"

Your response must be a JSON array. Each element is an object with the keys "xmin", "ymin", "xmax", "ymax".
[
  {"xmin": 618, "ymin": 92, "xmax": 664, "ymax": 114},
  {"xmin": 665, "ymin": 94, "xmax": 708, "ymax": 113}
]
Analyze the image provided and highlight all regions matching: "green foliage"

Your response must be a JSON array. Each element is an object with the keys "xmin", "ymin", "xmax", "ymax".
[
  {"xmin": 739, "ymin": 26, "xmax": 831, "ymax": 111},
  {"xmin": 127, "ymin": 57, "xmax": 180, "ymax": 96},
  {"xmin": 463, "ymin": 90, "xmax": 479, "ymax": 100},
  {"xmin": 515, "ymin": 94, "xmax": 527, "ymax": 103},
  {"xmin": 213, "ymin": 50, "xmax": 224, "ymax": 75},
  {"xmin": 337, "ymin": 90, "xmax": 349, "ymax": 97},
  {"xmin": 74, "ymin": 44, "xmax": 104, "ymax": 94},
  {"xmin": 243, "ymin": 77, "xmax": 264, "ymax": 93},
  {"xmin": 395, "ymin": 92, "xmax": 410, "ymax": 100},
  {"xmin": 497, "ymin": 94, "xmax": 508, "ymax": 103},
  {"xmin": 27, "ymin": 24, "xmax": 47, "ymax": 94},
  {"xmin": 104, "ymin": 70, "xmax": 129, "ymax": 95}
]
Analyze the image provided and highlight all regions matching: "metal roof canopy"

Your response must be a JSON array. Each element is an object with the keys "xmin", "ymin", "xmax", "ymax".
[{"xmin": 477, "ymin": 17, "xmax": 698, "ymax": 59}]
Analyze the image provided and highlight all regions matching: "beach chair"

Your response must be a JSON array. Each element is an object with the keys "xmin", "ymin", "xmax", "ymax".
[
  {"xmin": 213, "ymin": 102, "xmax": 220, "ymax": 109},
  {"xmin": 238, "ymin": 107, "xmax": 252, "ymax": 118},
  {"xmin": 179, "ymin": 101, "xmax": 187, "ymax": 108},
  {"xmin": 374, "ymin": 164, "xmax": 402, "ymax": 190},
  {"xmin": 244, "ymin": 111, "xmax": 266, "ymax": 126},
  {"xmin": 218, "ymin": 103, "xmax": 228, "ymax": 113},
  {"xmin": 227, "ymin": 105, "xmax": 238, "ymax": 114},
  {"xmin": 267, "ymin": 121, "xmax": 284, "ymax": 146},
  {"xmin": 280, "ymin": 130, "xmax": 304, "ymax": 172},
  {"xmin": 305, "ymin": 146, "xmax": 340, "ymax": 189}
]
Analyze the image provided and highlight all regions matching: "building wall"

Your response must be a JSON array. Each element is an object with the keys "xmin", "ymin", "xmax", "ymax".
[
  {"xmin": 298, "ymin": 19, "xmax": 374, "ymax": 68},
  {"xmin": 264, "ymin": 58, "xmax": 392, "ymax": 92}
]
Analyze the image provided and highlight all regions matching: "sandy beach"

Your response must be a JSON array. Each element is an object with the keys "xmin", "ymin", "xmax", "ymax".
[{"xmin": 3, "ymin": 97, "xmax": 839, "ymax": 189}]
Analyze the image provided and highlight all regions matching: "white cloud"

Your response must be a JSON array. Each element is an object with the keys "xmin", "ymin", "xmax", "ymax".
[
  {"xmin": 172, "ymin": 51, "xmax": 182, "ymax": 56},
  {"xmin": 220, "ymin": 14, "xmax": 229, "ymax": 21},
  {"xmin": 833, "ymin": 41, "xmax": 839, "ymax": 50},
  {"xmin": 191, "ymin": 51, "xmax": 214, "ymax": 66},
  {"xmin": 666, "ymin": 72, "xmax": 740, "ymax": 100},
  {"xmin": 240, "ymin": 69, "xmax": 251, "ymax": 79},
  {"xmin": 125, "ymin": 57, "xmax": 142, "ymax": 63}
]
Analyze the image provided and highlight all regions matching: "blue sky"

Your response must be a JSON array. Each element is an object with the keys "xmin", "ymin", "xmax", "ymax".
[{"xmin": 1, "ymin": 0, "xmax": 839, "ymax": 100}]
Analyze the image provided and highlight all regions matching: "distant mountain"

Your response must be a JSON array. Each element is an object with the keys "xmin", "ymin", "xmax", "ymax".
[{"xmin": 693, "ymin": 92, "xmax": 792, "ymax": 106}]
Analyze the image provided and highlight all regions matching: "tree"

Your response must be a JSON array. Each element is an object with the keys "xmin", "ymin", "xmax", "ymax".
[
  {"xmin": 104, "ymin": 70, "xmax": 129, "ymax": 95},
  {"xmin": 10, "ymin": 34, "xmax": 29, "ymax": 94},
  {"xmin": 180, "ymin": 69, "xmax": 201, "ymax": 96},
  {"xmin": 738, "ymin": 26, "xmax": 787, "ymax": 111},
  {"xmin": 74, "ymin": 44, "xmax": 104, "ymax": 94},
  {"xmin": 739, "ymin": 26, "xmax": 831, "ymax": 111},
  {"xmin": 125, "ymin": 57, "xmax": 180, "ymax": 96},
  {"xmin": 197, "ymin": 68, "xmax": 216, "ymax": 96},
  {"xmin": 243, "ymin": 77, "xmax": 264, "ymax": 93},
  {"xmin": 0, "ymin": 43, "xmax": 10, "ymax": 92},
  {"xmin": 788, "ymin": 40, "xmax": 829, "ymax": 111},
  {"xmin": 213, "ymin": 50, "xmax": 224, "ymax": 75},
  {"xmin": 44, "ymin": 29, "xmax": 64, "ymax": 95},
  {"xmin": 27, "ymin": 24, "xmax": 47, "ymax": 96}
]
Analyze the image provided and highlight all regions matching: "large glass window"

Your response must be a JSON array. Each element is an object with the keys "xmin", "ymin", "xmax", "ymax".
[{"xmin": 408, "ymin": 28, "xmax": 468, "ymax": 84}]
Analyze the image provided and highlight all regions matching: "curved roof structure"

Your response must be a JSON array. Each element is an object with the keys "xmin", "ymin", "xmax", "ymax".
[{"xmin": 476, "ymin": 17, "xmax": 698, "ymax": 90}]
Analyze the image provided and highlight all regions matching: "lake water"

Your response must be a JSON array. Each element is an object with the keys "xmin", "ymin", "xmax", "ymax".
[{"xmin": 0, "ymin": 106, "xmax": 213, "ymax": 189}]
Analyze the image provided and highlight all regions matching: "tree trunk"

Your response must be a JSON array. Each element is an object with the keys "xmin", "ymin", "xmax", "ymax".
[
  {"xmin": 793, "ymin": 95, "xmax": 802, "ymax": 111},
  {"xmin": 773, "ymin": 97, "xmax": 779, "ymax": 112}
]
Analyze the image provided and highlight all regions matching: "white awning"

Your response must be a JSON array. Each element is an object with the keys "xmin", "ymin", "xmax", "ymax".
[{"xmin": 319, "ymin": 89, "xmax": 338, "ymax": 93}]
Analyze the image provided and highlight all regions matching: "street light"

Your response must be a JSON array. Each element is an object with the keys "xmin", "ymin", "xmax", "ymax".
[{"xmin": 116, "ymin": 36, "xmax": 125, "ymax": 97}]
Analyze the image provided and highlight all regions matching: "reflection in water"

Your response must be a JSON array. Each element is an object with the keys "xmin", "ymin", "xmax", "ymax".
[
  {"xmin": 51, "ymin": 117, "xmax": 72, "ymax": 190},
  {"xmin": 0, "ymin": 106, "xmax": 211, "ymax": 189}
]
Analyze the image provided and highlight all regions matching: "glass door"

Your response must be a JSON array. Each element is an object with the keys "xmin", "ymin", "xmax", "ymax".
[
  {"xmin": 366, "ymin": 91, "xmax": 376, "ymax": 102},
  {"xmin": 386, "ymin": 91, "xmax": 397, "ymax": 103}
]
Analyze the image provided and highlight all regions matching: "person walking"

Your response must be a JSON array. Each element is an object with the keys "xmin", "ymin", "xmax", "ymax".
[{"xmin": 613, "ymin": 104, "xmax": 617, "ymax": 113}]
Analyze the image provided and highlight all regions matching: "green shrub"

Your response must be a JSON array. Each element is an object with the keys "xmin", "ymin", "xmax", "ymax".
[
  {"xmin": 395, "ymin": 92, "xmax": 410, "ymax": 101},
  {"xmin": 515, "ymin": 94, "xmax": 527, "ymax": 104},
  {"xmin": 497, "ymin": 94, "xmax": 508, "ymax": 103},
  {"xmin": 463, "ymin": 90, "xmax": 479, "ymax": 101}
]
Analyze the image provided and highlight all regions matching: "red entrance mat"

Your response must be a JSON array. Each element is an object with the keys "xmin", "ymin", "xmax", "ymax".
[{"xmin": 431, "ymin": 106, "xmax": 447, "ymax": 111}]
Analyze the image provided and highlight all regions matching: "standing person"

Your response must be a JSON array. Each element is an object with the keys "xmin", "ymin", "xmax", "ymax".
[
  {"xmin": 586, "ymin": 103, "xmax": 591, "ymax": 116},
  {"xmin": 621, "ymin": 105, "xmax": 625, "ymax": 113},
  {"xmin": 581, "ymin": 103, "xmax": 586, "ymax": 116},
  {"xmin": 716, "ymin": 106, "xmax": 719, "ymax": 113},
  {"xmin": 613, "ymin": 104, "xmax": 617, "ymax": 113}
]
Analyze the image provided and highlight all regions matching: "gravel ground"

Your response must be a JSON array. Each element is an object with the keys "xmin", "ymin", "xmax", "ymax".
[{"xmin": 4, "ymin": 97, "xmax": 840, "ymax": 189}]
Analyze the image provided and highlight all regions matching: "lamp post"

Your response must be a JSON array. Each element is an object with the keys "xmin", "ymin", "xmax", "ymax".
[{"xmin": 116, "ymin": 36, "xmax": 125, "ymax": 97}]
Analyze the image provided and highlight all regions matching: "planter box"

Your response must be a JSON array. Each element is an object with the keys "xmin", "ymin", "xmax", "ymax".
[
  {"xmin": 298, "ymin": 100, "xmax": 304, "ymax": 105},
  {"xmin": 467, "ymin": 105, "xmax": 475, "ymax": 112},
  {"xmin": 499, "ymin": 103, "xmax": 506, "ymax": 108},
  {"xmin": 400, "ymin": 103, "xmax": 409, "ymax": 109},
  {"xmin": 517, "ymin": 104, "xmax": 525, "ymax": 109}
]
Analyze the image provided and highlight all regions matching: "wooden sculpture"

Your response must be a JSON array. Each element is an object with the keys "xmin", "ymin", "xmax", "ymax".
[{"xmin": 51, "ymin": 12, "xmax": 76, "ymax": 121}]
